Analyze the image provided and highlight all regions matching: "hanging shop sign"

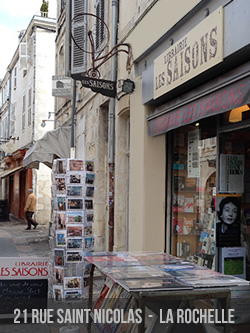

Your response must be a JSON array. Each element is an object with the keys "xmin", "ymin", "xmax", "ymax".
[
  {"xmin": 148, "ymin": 74, "xmax": 250, "ymax": 136},
  {"xmin": 52, "ymin": 75, "xmax": 71, "ymax": 98},
  {"xmin": 80, "ymin": 76, "xmax": 117, "ymax": 98},
  {"xmin": 154, "ymin": 6, "xmax": 223, "ymax": 99}
]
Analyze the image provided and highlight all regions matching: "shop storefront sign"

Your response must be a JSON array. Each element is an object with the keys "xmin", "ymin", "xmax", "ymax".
[
  {"xmin": 0, "ymin": 257, "xmax": 49, "ymax": 279},
  {"xmin": 81, "ymin": 76, "xmax": 116, "ymax": 98},
  {"xmin": 154, "ymin": 6, "xmax": 223, "ymax": 99},
  {"xmin": 148, "ymin": 74, "xmax": 250, "ymax": 136}
]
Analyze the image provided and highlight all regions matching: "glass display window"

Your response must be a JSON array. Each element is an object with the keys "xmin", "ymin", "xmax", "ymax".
[
  {"xmin": 219, "ymin": 128, "xmax": 250, "ymax": 280},
  {"xmin": 170, "ymin": 119, "xmax": 217, "ymax": 269}
]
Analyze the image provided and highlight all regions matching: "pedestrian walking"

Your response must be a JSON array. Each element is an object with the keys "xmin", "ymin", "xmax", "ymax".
[{"xmin": 24, "ymin": 189, "xmax": 38, "ymax": 230}]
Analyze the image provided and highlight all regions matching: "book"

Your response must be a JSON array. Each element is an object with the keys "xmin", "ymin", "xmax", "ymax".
[
  {"xmin": 173, "ymin": 218, "xmax": 184, "ymax": 234},
  {"xmin": 184, "ymin": 197, "xmax": 194, "ymax": 213},
  {"xmin": 173, "ymin": 194, "xmax": 185, "ymax": 212},
  {"xmin": 183, "ymin": 218, "xmax": 193, "ymax": 234},
  {"xmin": 174, "ymin": 176, "xmax": 185, "ymax": 191}
]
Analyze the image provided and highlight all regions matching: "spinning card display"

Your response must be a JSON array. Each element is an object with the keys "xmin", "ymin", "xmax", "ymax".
[{"xmin": 50, "ymin": 159, "xmax": 95, "ymax": 302}]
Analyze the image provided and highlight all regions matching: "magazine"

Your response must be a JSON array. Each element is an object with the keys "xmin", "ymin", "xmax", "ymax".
[
  {"xmin": 93, "ymin": 278, "xmax": 114, "ymax": 311},
  {"xmin": 115, "ymin": 297, "xmax": 137, "ymax": 333},
  {"xmin": 119, "ymin": 277, "xmax": 192, "ymax": 292},
  {"xmin": 102, "ymin": 265, "xmax": 172, "ymax": 280}
]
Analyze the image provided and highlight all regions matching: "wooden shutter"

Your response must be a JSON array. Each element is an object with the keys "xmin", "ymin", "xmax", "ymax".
[{"xmin": 71, "ymin": 0, "xmax": 88, "ymax": 74}]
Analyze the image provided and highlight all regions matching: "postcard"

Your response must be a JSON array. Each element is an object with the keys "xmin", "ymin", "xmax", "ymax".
[
  {"xmin": 66, "ymin": 251, "xmax": 83, "ymax": 264},
  {"xmin": 56, "ymin": 230, "xmax": 66, "ymax": 247},
  {"xmin": 56, "ymin": 211, "xmax": 66, "ymax": 229},
  {"xmin": 54, "ymin": 266, "xmax": 64, "ymax": 285},
  {"xmin": 56, "ymin": 195, "xmax": 66, "ymax": 211},
  {"xmin": 67, "ymin": 198, "xmax": 84, "ymax": 210},
  {"xmin": 54, "ymin": 248, "xmax": 64, "ymax": 266},
  {"xmin": 85, "ymin": 211, "xmax": 94, "ymax": 223},
  {"xmin": 54, "ymin": 159, "xmax": 67, "ymax": 174},
  {"xmin": 53, "ymin": 285, "xmax": 63, "ymax": 301},
  {"xmin": 85, "ymin": 185, "xmax": 95, "ymax": 197},
  {"xmin": 55, "ymin": 176, "xmax": 66, "ymax": 194},
  {"xmin": 66, "ymin": 173, "xmax": 84, "ymax": 184},
  {"xmin": 84, "ymin": 224, "xmax": 93, "ymax": 236},
  {"xmin": 67, "ymin": 185, "xmax": 83, "ymax": 197},
  {"xmin": 66, "ymin": 237, "xmax": 84, "ymax": 249},
  {"xmin": 67, "ymin": 224, "xmax": 83, "ymax": 237},
  {"xmin": 65, "ymin": 290, "xmax": 82, "ymax": 302},
  {"xmin": 67, "ymin": 211, "xmax": 84, "ymax": 224},
  {"xmin": 85, "ymin": 236, "xmax": 95, "ymax": 249},
  {"xmin": 86, "ymin": 172, "xmax": 95, "ymax": 185},
  {"xmin": 68, "ymin": 159, "xmax": 84, "ymax": 172},
  {"xmin": 85, "ymin": 199, "xmax": 93, "ymax": 210},
  {"xmin": 64, "ymin": 276, "xmax": 81, "ymax": 289},
  {"xmin": 85, "ymin": 160, "xmax": 94, "ymax": 172}
]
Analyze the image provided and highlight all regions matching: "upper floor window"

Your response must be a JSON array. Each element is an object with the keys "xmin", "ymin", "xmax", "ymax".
[
  {"xmin": 22, "ymin": 94, "xmax": 26, "ymax": 130},
  {"xmin": 13, "ymin": 67, "xmax": 17, "ymax": 89},
  {"xmin": 28, "ymin": 88, "xmax": 32, "ymax": 126},
  {"xmin": 95, "ymin": 0, "xmax": 105, "ymax": 51}
]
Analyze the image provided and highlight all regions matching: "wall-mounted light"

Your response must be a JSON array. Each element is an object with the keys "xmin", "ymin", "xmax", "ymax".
[
  {"xmin": 41, "ymin": 119, "xmax": 61, "ymax": 127},
  {"xmin": 229, "ymin": 104, "xmax": 250, "ymax": 123},
  {"xmin": 48, "ymin": 112, "xmax": 55, "ymax": 119},
  {"xmin": 122, "ymin": 79, "xmax": 135, "ymax": 94}
]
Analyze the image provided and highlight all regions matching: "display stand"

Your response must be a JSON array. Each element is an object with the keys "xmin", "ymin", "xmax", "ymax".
[
  {"xmin": 84, "ymin": 252, "xmax": 250, "ymax": 333},
  {"xmin": 49, "ymin": 159, "xmax": 95, "ymax": 318}
]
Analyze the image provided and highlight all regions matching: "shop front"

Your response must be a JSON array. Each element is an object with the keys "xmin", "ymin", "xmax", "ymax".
[
  {"xmin": 148, "ymin": 62, "xmax": 250, "ymax": 279},
  {"xmin": 143, "ymin": 4, "xmax": 250, "ymax": 280}
]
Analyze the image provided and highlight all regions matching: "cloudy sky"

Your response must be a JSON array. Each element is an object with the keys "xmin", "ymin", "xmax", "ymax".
[{"xmin": 0, "ymin": 0, "xmax": 56, "ymax": 80}]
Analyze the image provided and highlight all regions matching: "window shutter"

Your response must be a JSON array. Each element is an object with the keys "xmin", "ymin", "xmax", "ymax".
[
  {"xmin": 19, "ymin": 43, "xmax": 27, "ymax": 69},
  {"xmin": 95, "ymin": 0, "xmax": 105, "ymax": 51},
  {"xmin": 71, "ymin": 0, "xmax": 88, "ymax": 75}
]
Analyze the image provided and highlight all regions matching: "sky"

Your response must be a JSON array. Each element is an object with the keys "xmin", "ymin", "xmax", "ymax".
[{"xmin": 0, "ymin": 0, "xmax": 56, "ymax": 80}]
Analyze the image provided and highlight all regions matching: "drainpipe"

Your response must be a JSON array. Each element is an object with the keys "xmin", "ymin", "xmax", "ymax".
[
  {"xmin": 108, "ymin": 0, "xmax": 119, "ymax": 251},
  {"xmin": 70, "ymin": 80, "xmax": 76, "ymax": 159}
]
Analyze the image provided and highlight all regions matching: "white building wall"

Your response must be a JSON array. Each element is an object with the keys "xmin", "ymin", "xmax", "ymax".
[{"xmin": 4, "ymin": 17, "xmax": 56, "ymax": 225}]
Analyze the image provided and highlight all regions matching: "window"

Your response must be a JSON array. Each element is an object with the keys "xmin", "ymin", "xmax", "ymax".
[
  {"xmin": 28, "ymin": 88, "xmax": 32, "ymax": 126},
  {"xmin": 95, "ymin": 0, "xmax": 105, "ymax": 50},
  {"xmin": 170, "ymin": 120, "xmax": 217, "ymax": 269},
  {"xmin": 22, "ymin": 95, "xmax": 26, "ymax": 130},
  {"xmin": 13, "ymin": 67, "xmax": 17, "ymax": 89}
]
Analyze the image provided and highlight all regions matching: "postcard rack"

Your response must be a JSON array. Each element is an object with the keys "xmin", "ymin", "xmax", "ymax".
[
  {"xmin": 49, "ymin": 159, "xmax": 95, "ymax": 302},
  {"xmin": 83, "ymin": 252, "xmax": 250, "ymax": 333}
]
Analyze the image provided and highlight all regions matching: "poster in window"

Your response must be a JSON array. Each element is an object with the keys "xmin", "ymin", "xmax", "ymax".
[
  {"xmin": 187, "ymin": 129, "xmax": 200, "ymax": 178},
  {"xmin": 215, "ymin": 196, "xmax": 241, "ymax": 247},
  {"xmin": 219, "ymin": 154, "xmax": 244, "ymax": 193}
]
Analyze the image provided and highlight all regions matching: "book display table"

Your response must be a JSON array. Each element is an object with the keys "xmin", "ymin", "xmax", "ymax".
[{"xmin": 84, "ymin": 252, "xmax": 250, "ymax": 333}]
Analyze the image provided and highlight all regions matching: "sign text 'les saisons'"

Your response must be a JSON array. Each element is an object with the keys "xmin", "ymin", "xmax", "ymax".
[{"xmin": 154, "ymin": 7, "xmax": 223, "ymax": 99}]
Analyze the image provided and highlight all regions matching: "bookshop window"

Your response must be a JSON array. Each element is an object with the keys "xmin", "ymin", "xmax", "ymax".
[
  {"xmin": 219, "ymin": 128, "xmax": 250, "ymax": 280},
  {"xmin": 171, "ymin": 117, "xmax": 217, "ymax": 269}
]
